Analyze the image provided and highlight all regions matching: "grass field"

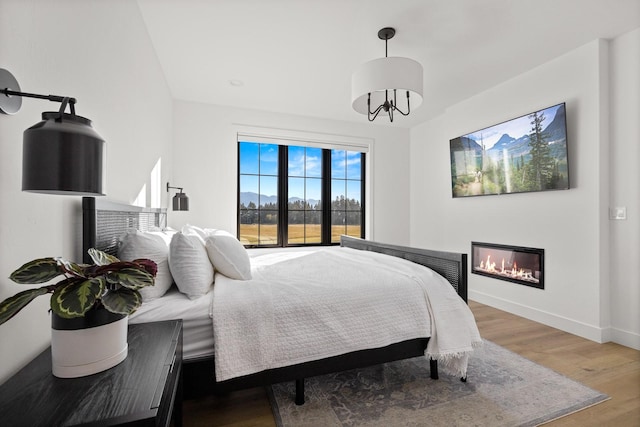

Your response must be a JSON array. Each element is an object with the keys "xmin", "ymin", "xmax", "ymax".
[{"xmin": 239, "ymin": 224, "xmax": 361, "ymax": 245}]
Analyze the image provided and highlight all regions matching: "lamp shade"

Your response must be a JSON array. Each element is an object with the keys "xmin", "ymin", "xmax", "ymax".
[
  {"xmin": 172, "ymin": 192, "xmax": 189, "ymax": 211},
  {"xmin": 351, "ymin": 56, "xmax": 424, "ymax": 115},
  {"xmin": 22, "ymin": 112, "xmax": 105, "ymax": 196}
]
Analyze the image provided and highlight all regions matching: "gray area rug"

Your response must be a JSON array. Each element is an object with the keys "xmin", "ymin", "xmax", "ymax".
[{"xmin": 268, "ymin": 340, "xmax": 608, "ymax": 426}]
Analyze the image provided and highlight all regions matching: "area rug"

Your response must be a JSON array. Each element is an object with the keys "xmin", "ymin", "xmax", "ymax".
[{"xmin": 267, "ymin": 340, "xmax": 608, "ymax": 426}]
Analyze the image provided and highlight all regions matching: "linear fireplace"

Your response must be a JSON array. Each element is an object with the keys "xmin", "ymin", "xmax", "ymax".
[{"xmin": 471, "ymin": 242, "xmax": 544, "ymax": 289}]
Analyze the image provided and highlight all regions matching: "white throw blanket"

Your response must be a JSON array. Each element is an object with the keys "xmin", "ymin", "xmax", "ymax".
[{"xmin": 212, "ymin": 247, "xmax": 482, "ymax": 382}]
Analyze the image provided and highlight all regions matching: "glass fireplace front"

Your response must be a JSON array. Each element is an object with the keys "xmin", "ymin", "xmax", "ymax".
[{"xmin": 471, "ymin": 242, "xmax": 544, "ymax": 289}]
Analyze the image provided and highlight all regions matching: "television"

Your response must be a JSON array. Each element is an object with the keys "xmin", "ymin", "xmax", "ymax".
[{"xmin": 449, "ymin": 103, "xmax": 569, "ymax": 198}]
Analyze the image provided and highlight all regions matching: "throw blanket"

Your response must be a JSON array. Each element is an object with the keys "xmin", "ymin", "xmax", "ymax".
[{"xmin": 212, "ymin": 247, "xmax": 481, "ymax": 382}]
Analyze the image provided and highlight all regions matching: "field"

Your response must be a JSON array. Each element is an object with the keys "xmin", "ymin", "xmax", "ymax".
[{"xmin": 239, "ymin": 224, "xmax": 361, "ymax": 245}]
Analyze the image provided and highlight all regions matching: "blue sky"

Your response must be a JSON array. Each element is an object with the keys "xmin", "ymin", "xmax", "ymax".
[
  {"xmin": 239, "ymin": 142, "xmax": 361, "ymax": 202},
  {"xmin": 466, "ymin": 104, "xmax": 562, "ymax": 150}
]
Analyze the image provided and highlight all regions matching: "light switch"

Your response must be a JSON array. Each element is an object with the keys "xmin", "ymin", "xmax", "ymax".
[{"xmin": 609, "ymin": 207, "xmax": 627, "ymax": 220}]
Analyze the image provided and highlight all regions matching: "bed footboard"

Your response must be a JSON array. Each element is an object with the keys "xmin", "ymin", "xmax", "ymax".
[{"xmin": 340, "ymin": 235, "xmax": 468, "ymax": 302}]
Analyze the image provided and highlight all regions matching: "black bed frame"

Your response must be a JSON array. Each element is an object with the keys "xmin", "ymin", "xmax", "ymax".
[{"xmin": 82, "ymin": 197, "xmax": 468, "ymax": 404}]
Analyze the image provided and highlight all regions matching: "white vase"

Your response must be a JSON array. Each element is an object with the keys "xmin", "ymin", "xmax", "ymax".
[{"xmin": 51, "ymin": 310, "xmax": 128, "ymax": 378}]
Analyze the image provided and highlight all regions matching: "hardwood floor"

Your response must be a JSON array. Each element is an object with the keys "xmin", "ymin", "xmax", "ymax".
[{"xmin": 180, "ymin": 301, "xmax": 640, "ymax": 426}]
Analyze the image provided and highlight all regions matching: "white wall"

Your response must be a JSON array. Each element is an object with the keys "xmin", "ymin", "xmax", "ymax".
[
  {"xmin": 410, "ymin": 33, "xmax": 640, "ymax": 349},
  {"xmin": 608, "ymin": 28, "xmax": 640, "ymax": 349},
  {"xmin": 171, "ymin": 100, "xmax": 411, "ymax": 245},
  {"xmin": 0, "ymin": 0, "xmax": 173, "ymax": 384}
]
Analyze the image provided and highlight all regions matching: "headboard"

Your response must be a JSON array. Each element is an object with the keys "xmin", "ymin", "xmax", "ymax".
[
  {"xmin": 340, "ymin": 235, "xmax": 468, "ymax": 302},
  {"xmin": 82, "ymin": 197, "xmax": 167, "ymax": 264}
]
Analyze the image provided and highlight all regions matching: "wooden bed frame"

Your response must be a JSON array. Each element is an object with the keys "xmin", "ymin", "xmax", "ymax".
[{"xmin": 82, "ymin": 197, "xmax": 468, "ymax": 404}]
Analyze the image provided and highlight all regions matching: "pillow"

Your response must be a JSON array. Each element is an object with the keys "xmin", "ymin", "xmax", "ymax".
[
  {"xmin": 118, "ymin": 230, "xmax": 173, "ymax": 301},
  {"xmin": 169, "ymin": 232, "xmax": 214, "ymax": 299},
  {"xmin": 181, "ymin": 224, "xmax": 208, "ymax": 240},
  {"xmin": 147, "ymin": 230, "xmax": 175, "ymax": 246},
  {"xmin": 204, "ymin": 230, "xmax": 252, "ymax": 280}
]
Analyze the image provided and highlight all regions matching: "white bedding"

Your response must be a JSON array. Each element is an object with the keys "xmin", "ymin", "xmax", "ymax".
[
  {"xmin": 213, "ymin": 247, "xmax": 481, "ymax": 382},
  {"xmin": 129, "ymin": 287, "xmax": 215, "ymax": 360}
]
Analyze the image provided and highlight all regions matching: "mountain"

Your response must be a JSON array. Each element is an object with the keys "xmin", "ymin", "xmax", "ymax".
[
  {"xmin": 478, "ymin": 105, "xmax": 567, "ymax": 161},
  {"xmin": 542, "ymin": 104, "xmax": 567, "ymax": 143},
  {"xmin": 450, "ymin": 136, "xmax": 482, "ymax": 152},
  {"xmin": 492, "ymin": 133, "xmax": 516, "ymax": 149}
]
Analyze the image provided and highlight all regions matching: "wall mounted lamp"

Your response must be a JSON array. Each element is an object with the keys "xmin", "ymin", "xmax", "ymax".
[
  {"xmin": 0, "ymin": 68, "xmax": 105, "ymax": 196},
  {"xmin": 167, "ymin": 182, "xmax": 189, "ymax": 211}
]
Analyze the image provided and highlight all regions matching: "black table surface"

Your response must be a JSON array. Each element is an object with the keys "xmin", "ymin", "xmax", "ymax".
[{"xmin": 0, "ymin": 320, "xmax": 182, "ymax": 427}]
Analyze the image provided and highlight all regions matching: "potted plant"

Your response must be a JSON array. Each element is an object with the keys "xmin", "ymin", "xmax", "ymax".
[{"xmin": 0, "ymin": 248, "xmax": 157, "ymax": 378}]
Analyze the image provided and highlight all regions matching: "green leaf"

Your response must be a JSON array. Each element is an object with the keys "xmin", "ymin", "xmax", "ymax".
[
  {"xmin": 51, "ymin": 277, "xmax": 105, "ymax": 318},
  {"xmin": 56, "ymin": 258, "xmax": 87, "ymax": 278},
  {"xmin": 105, "ymin": 267, "xmax": 155, "ymax": 290},
  {"xmin": 102, "ymin": 287, "xmax": 142, "ymax": 315},
  {"xmin": 10, "ymin": 258, "xmax": 62, "ymax": 284},
  {"xmin": 88, "ymin": 248, "xmax": 119, "ymax": 266},
  {"xmin": 0, "ymin": 287, "xmax": 50, "ymax": 325}
]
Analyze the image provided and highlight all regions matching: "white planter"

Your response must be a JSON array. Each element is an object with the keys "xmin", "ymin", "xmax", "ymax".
[{"xmin": 51, "ymin": 311, "xmax": 128, "ymax": 378}]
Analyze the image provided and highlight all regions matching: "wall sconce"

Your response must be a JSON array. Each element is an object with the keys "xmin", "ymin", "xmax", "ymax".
[
  {"xmin": 167, "ymin": 182, "xmax": 189, "ymax": 211},
  {"xmin": 0, "ymin": 68, "xmax": 105, "ymax": 196}
]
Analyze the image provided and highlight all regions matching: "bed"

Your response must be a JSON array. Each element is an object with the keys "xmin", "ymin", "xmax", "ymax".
[{"xmin": 82, "ymin": 197, "xmax": 480, "ymax": 404}]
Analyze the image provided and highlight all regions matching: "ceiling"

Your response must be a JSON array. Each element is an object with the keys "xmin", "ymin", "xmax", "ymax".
[{"xmin": 136, "ymin": 0, "xmax": 640, "ymax": 128}]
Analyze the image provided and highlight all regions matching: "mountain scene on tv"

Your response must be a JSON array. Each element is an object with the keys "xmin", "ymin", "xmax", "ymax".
[{"xmin": 449, "ymin": 103, "xmax": 568, "ymax": 197}]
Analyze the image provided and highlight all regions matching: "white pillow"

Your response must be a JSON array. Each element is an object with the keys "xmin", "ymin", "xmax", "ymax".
[
  {"xmin": 147, "ymin": 230, "xmax": 175, "ymax": 246},
  {"xmin": 182, "ymin": 224, "xmax": 208, "ymax": 240},
  {"xmin": 169, "ymin": 232, "xmax": 214, "ymax": 299},
  {"xmin": 204, "ymin": 230, "xmax": 252, "ymax": 280},
  {"xmin": 118, "ymin": 230, "xmax": 173, "ymax": 301}
]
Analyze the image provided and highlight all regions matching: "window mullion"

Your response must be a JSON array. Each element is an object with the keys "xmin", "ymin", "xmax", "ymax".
[
  {"xmin": 360, "ymin": 152, "xmax": 366, "ymax": 238},
  {"xmin": 321, "ymin": 149, "xmax": 332, "ymax": 245},
  {"xmin": 279, "ymin": 146, "xmax": 288, "ymax": 247}
]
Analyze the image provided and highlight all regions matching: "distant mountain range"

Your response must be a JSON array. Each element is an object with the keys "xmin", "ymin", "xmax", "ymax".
[
  {"xmin": 240, "ymin": 192, "xmax": 319, "ymax": 207},
  {"xmin": 451, "ymin": 104, "xmax": 567, "ymax": 163}
]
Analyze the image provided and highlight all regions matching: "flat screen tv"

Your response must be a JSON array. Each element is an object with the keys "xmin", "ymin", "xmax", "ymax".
[{"xmin": 449, "ymin": 103, "xmax": 569, "ymax": 198}]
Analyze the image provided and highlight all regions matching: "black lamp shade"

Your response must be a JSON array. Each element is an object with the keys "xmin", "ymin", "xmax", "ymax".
[
  {"xmin": 172, "ymin": 192, "xmax": 189, "ymax": 211},
  {"xmin": 22, "ymin": 112, "xmax": 105, "ymax": 196}
]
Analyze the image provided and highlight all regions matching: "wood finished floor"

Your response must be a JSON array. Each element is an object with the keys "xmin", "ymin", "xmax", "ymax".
[{"xmin": 179, "ymin": 301, "xmax": 640, "ymax": 426}]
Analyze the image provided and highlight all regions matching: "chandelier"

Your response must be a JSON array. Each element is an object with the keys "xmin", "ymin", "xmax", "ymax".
[{"xmin": 351, "ymin": 27, "xmax": 423, "ymax": 122}]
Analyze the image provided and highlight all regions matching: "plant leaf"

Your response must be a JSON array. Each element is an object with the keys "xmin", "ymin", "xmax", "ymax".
[
  {"xmin": 56, "ymin": 258, "xmax": 87, "ymax": 278},
  {"xmin": 132, "ymin": 259, "xmax": 158, "ymax": 278},
  {"xmin": 105, "ymin": 267, "xmax": 155, "ymax": 290},
  {"xmin": 0, "ymin": 287, "xmax": 50, "ymax": 325},
  {"xmin": 88, "ymin": 248, "xmax": 119, "ymax": 266},
  {"xmin": 9, "ymin": 258, "xmax": 62, "ymax": 284},
  {"xmin": 102, "ymin": 287, "xmax": 142, "ymax": 315},
  {"xmin": 51, "ymin": 277, "xmax": 105, "ymax": 318}
]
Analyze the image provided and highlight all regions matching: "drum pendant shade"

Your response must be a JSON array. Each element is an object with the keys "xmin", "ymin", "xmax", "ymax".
[{"xmin": 351, "ymin": 56, "xmax": 423, "ymax": 114}]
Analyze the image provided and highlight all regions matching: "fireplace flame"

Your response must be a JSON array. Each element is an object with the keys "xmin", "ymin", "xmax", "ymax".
[{"xmin": 477, "ymin": 255, "xmax": 537, "ymax": 283}]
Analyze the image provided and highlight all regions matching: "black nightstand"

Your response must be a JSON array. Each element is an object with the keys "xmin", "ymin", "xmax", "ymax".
[{"xmin": 0, "ymin": 320, "xmax": 183, "ymax": 427}]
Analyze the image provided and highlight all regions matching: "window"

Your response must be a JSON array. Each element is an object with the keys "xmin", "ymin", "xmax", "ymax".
[
  {"xmin": 238, "ymin": 140, "xmax": 365, "ymax": 247},
  {"xmin": 238, "ymin": 143, "xmax": 279, "ymax": 245},
  {"xmin": 330, "ymin": 150, "xmax": 363, "ymax": 243}
]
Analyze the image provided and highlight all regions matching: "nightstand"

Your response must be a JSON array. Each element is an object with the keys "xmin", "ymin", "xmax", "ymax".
[{"xmin": 0, "ymin": 320, "xmax": 183, "ymax": 427}]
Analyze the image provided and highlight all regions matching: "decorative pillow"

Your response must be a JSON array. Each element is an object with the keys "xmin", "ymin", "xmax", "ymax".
[
  {"xmin": 118, "ymin": 230, "xmax": 173, "ymax": 301},
  {"xmin": 147, "ymin": 230, "xmax": 175, "ymax": 246},
  {"xmin": 204, "ymin": 230, "xmax": 252, "ymax": 280},
  {"xmin": 169, "ymin": 232, "xmax": 214, "ymax": 299},
  {"xmin": 181, "ymin": 224, "xmax": 208, "ymax": 240}
]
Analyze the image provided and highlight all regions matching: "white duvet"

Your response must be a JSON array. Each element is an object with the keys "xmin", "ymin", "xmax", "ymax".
[{"xmin": 212, "ymin": 247, "xmax": 481, "ymax": 382}]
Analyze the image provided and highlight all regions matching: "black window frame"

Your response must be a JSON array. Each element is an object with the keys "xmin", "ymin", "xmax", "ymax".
[{"xmin": 237, "ymin": 142, "xmax": 366, "ymax": 248}]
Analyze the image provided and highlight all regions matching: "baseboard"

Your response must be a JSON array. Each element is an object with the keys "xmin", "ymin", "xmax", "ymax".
[
  {"xmin": 469, "ymin": 290, "xmax": 607, "ymax": 344},
  {"xmin": 609, "ymin": 327, "xmax": 640, "ymax": 350}
]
